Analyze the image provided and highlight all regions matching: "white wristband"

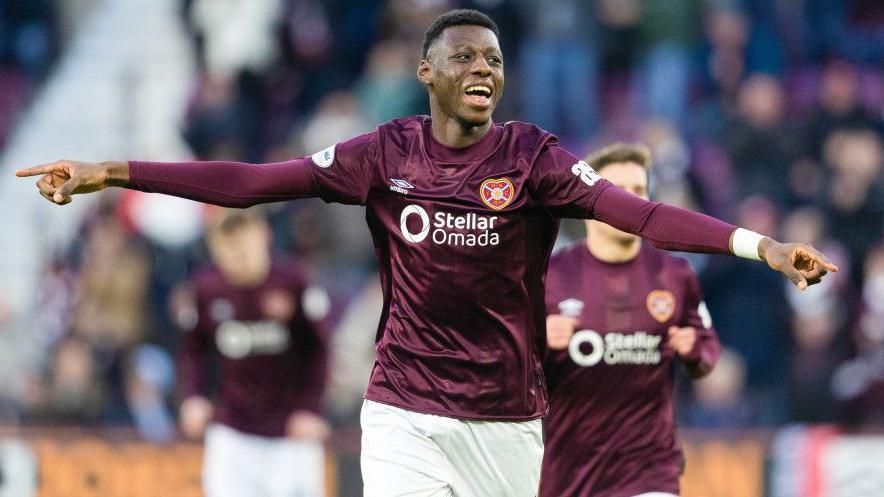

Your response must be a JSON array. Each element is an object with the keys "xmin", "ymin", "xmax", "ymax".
[{"xmin": 732, "ymin": 228, "xmax": 765, "ymax": 261}]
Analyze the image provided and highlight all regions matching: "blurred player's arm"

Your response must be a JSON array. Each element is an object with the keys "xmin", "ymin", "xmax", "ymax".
[
  {"xmin": 171, "ymin": 284, "xmax": 215, "ymax": 439},
  {"xmin": 546, "ymin": 315, "xmax": 578, "ymax": 351},
  {"xmin": 15, "ymin": 132, "xmax": 378, "ymax": 207},
  {"xmin": 532, "ymin": 144, "xmax": 837, "ymax": 290},
  {"xmin": 287, "ymin": 284, "xmax": 332, "ymax": 442},
  {"xmin": 670, "ymin": 265, "xmax": 721, "ymax": 379}
]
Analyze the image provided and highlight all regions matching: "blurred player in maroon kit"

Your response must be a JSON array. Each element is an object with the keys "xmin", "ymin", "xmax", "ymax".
[
  {"xmin": 19, "ymin": 9, "xmax": 836, "ymax": 497},
  {"xmin": 541, "ymin": 144, "xmax": 720, "ymax": 497},
  {"xmin": 175, "ymin": 209, "xmax": 330, "ymax": 497}
]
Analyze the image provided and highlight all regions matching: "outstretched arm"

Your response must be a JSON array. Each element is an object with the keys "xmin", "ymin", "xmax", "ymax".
[
  {"xmin": 15, "ymin": 131, "xmax": 379, "ymax": 207},
  {"xmin": 532, "ymin": 142, "xmax": 838, "ymax": 291},
  {"xmin": 592, "ymin": 186, "xmax": 837, "ymax": 290},
  {"xmin": 15, "ymin": 158, "xmax": 317, "ymax": 208}
]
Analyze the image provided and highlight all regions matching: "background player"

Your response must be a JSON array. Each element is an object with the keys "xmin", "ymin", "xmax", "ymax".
[
  {"xmin": 16, "ymin": 9, "xmax": 836, "ymax": 497},
  {"xmin": 541, "ymin": 143, "xmax": 720, "ymax": 497},
  {"xmin": 175, "ymin": 209, "xmax": 330, "ymax": 497}
]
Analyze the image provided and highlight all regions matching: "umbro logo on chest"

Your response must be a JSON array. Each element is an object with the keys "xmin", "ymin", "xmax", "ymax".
[{"xmin": 389, "ymin": 178, "xmax": 414, "ymax": 195}]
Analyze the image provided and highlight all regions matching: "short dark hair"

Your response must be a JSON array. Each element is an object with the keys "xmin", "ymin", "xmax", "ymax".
[
  {"xmin": 207, "ymin": 208, "xmax": 266, "ymax": 237},
  {"xmin": 584, "ymin": 142, "xmax": 653, "ymax": 173},
  {"xmin": 422, "ymin": 9, "xmax": 499, "ymax": 59}
]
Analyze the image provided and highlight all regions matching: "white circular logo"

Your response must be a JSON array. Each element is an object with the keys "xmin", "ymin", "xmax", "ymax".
[
  {"xmin": 216, "ymin": 321, "xmax": 252, "ymax": 359},
  {"xmin": 400, "ymin": 205, "xmax": 430, "ymax": 243},
  {"xmin": 568, "ymin": 329, "xmax": 605, "ymax": 367}
]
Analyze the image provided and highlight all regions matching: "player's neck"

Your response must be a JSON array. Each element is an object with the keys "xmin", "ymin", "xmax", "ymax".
[
  {"xmin": 222, "ymin": 265, "xmax": 270, "ymax": 289},
  {"xmin": 429, "ymin": 108, "xmax": 492, "ymax": 148},
  {"xmin": 586, "ymin": 231, "xmax": 641, "ymax": 263}
]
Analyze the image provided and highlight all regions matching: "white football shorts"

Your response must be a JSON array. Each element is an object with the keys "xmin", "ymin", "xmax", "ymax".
[
  {"xmin": 360, "ymin": 399, "xmax": 543, "ymax": 497},
  {"xmin": 203, "ymin": 423, "xmax": 326, "ymax": 497}
]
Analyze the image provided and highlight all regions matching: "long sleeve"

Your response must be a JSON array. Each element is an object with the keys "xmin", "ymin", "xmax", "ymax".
[
  {"xmin": 591, "ymin": 186, "xmax": 735, "ymax": 255},
  {"xmin": 532, "ymin": 142, "xmax": 736, "ymax": 254},
  {"xmin": 677, "ymin": 264, "xmax": 721, "ymax": 378},
  {"xmin": 129, "ymin": 158, "xmax": 318, "ymax": 208},
  {"xmin": 128, "ymin": 130, "xmax": 379, "ymax": 208}
]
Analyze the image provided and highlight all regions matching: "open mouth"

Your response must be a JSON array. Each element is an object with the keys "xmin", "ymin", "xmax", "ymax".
[{"xmin": 464, "ymin": 85, "xmax": 493, "ymax": 108}]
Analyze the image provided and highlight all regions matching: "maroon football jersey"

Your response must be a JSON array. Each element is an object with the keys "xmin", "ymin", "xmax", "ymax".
[
  {"xmin": 131, "ymin": 115, "xmax": 735, "ymax": 421},
  {"xmin": 177, "ymin": 259, "xmax": 328, "ymax": 437},
  {"xmin": 540, "ymin": 242, "xmax": 720, "ymax": 497}
]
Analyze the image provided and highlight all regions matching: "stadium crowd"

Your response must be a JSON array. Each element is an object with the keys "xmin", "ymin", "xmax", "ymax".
[{"xmin": 0, "ymin": 0, "xmax": 882, "ymax": 448}]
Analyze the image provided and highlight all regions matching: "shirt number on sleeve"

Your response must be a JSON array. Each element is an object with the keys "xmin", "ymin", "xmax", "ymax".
[{"xmin": 571, "ymin": 161, "xmax": 601, "ymax": 187}]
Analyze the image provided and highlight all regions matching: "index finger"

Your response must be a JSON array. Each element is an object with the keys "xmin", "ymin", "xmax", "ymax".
[
  {"xmin": 807, "ymin": 248, "xmax": 839, "ymax": 273},
  {"xmin": 15, "ymin": 162, "xmax": 61, "ymax": 177}
]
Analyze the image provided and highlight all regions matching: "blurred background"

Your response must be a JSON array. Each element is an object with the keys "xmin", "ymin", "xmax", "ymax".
[{"xmin": 0, "ymin": 0, "xmax": 881, "ymax": 495}]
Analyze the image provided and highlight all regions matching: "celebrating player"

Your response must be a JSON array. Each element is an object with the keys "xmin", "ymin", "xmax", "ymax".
[
  {"xmin": 17, "ymin": 9, "xmax": 836, "ymax": 497},
  {"xmin": 175, "ymin": 209, "xmax": 330, "ymax": 497},
  {"xmin": 541, "ymin": 143, "xmax": 720, "ymax": 497}
]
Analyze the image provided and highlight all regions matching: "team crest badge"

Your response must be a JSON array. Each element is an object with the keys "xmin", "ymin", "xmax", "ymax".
[
  {"xmin": 479, "ymin": 178, "xmax": 514, "ymax": 210},
  {"xmin": 646, "ymin": 290, "xmax": 675, "ymax": 323}
]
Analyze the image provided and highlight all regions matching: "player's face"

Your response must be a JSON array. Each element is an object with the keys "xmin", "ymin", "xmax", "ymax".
[
  {"xmin": 419, "ymin": 25, "xmax": 504, "ymax": 127},
  {"xmin": 588, "ymin": 161, "xmax": 649, "ymax": 243},
  {"xmin": 208, "ymin": 223, "xmax": 271, "ymax": 287}
]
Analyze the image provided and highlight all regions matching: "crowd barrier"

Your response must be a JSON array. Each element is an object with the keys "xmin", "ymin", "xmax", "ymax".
[{"xmin": 0, "ymin": 426, "xmax": 881, "ymax": 497}]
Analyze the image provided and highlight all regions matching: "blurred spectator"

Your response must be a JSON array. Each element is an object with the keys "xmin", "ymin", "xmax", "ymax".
[
  {"xmin": 805, "ymin": 61, "xmax": 882, "ymax": 160},
  {"xmin": 124, "ymin": 344, "xmax": 176, "ymax": 442},
  {"xmin": 327, "ymin": 277, "xmax": 383, "ymax": 422},
  {"xmin": 356, "ymin": 40, "xmax": 424, "ymax": 126},
  {"xmin": 786, "ymin": 305, "xmax": 845, "ymax": 423},
  {"xmin": 188, "ymin": 0, "xmax": 282, "ymax": 80},
  {"xmin": 724, "ymin": 74, "xmax": 800, "ymax": 204},
  {"xmin": 518, "ymin": 0, "xmax": 599, "ymax": 143},
  {"xmin": 299, "ymin": 90, "xmax": 369, "ymax": 154},
  {"xmin": 832, "ymin": 244, "xmax": 884, "ymax": 427},
  {"xmin": 71, "ymin": 214, "xmax": 151, "ymax": 351},
  {"xmin": 821, "ymin": 128, "xmax": 883, "ymax": 275},
  {"xmin": 804, "ymin": 0, "xmax": 884, "ymax": 64},
  {"xmin": 0, "ymin": 0, "xmax": 57, "ymax": 79},
  {"xmin": 0, "ymin": 0, "xmax": 59, "ymax": 147},
  {"xmin": 635, "ymin": 0, "xmax": 700, "ymax": 125},
  {"xmin": 183, "ymin": 76, "xmax": 254, "ymax": 162},
  {"xmin": 700, "ymin": 6, "xmax": 750, "ymax": 109},
  {"xmin": 702, "ymin": 197, "xmax": 791, "ymax": 401},
  {"xmin": 27, "ymin": 336, "xmax": 104, "ymax": 425}
]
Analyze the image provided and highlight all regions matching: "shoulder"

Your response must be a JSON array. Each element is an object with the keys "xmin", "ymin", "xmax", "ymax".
[
  {"xmin": 647, "ymin": 246, "xmax": 699, "ymax": 286},
  {"xmin": 549, "ymin": 241, "xmax": 586, "ymax": 272},
  {"xmin": 191, "ymin": 265, "xmax": 225, "ymax": 295},
  {"xmin": 269, "ymin": 256, "xmax": 310, "ymax": 288},
  {"xmin": 377, "ymin": 115, "xmax": 426, "ymax": 139},
  {"xmin": 500, "ymin": 120, "xmax": 556, "ymax": 153}
]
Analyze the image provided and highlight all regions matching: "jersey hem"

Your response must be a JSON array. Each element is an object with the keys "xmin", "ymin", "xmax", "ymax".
[{"xmin": 363, "ymin": 393, "xmax": 547, "ymax": 422}]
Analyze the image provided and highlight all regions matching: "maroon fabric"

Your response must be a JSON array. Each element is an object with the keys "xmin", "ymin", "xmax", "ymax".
[
  {"xmin": 540, "ymin": 243, "xmax": 721, "ymax": 497},
  {"xmin": 131, "ymin": 115, "xmax": 733, "ymax": 421},
  {"xmin": 177, "ymin": 259, "xmax": 328, "ymax": 437}
]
